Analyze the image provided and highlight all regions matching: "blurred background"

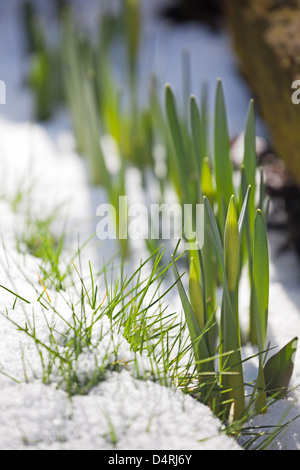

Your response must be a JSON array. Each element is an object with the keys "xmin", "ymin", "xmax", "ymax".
[{"xmin": 1, "ymin": 0, "xmax": 300, "ymax": 257}]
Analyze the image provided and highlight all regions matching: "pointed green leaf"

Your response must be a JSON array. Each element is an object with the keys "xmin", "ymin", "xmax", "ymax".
[
  {"xmin": 214, "ymin": 79, "xmax": 234, "ymax": 227},
  {"xmin": 252, "ymin": 210, "xmax": 269, "ymax": 413},
  {"xmin": 224, "ymin": 196, "xmax": 239, "ymax": 292},
  {"xmin": 190, "ymin": 95, "xmax": 203, "ymax": 179},
  {"xmin": 252, "ymin": 210, "xmax": 269, "ymax": 352},
  {"xmin": 200, "ymin": 81, "xmax": 209, "ymax": 160},
  {"xmin": 165, "ymin": 84, "xmax": 188, "ymax": 200},
  {"xmin": 264, "ymin": 337, "xmax": 298, "ymax": 397}
]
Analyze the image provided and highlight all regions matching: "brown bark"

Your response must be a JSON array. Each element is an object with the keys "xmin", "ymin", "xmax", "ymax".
[{"xmin": 224, "ymin": 0, "xmax": 300, "ymax": 185}]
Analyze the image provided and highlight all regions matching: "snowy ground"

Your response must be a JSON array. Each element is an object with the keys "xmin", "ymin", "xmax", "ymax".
[
  {"xmin": 0, "ymin": 105, "xmax": 243, "ymax": 453},
  {"xmin": 0, "ymin": 0, "xmax": 299, "ymax": 451}
]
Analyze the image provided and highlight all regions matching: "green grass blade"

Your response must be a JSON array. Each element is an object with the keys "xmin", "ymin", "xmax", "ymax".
[
  {"xmin": 214, "ymin": 79, "xmax": 234, "ymax": 229},
  {"xmin": 200, "ymin": 81, "xmax": 209, "ymax": 160},
  {"xmin": 190, "ymin": 95, "xmax": 203, "ymax": 185},
  {"xmin": 0, "ymin": 285, "xmax": 31, "ymax": 304},
  {"xmin": 165, "ymin": 84, "xmax": 188, "ymax": 201}
]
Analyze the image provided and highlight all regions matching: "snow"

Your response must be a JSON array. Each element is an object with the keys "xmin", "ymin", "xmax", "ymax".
[
  {"xmin": 0, "ymin": 0, "xmax": 299, "ymax": 451},
  {"xmin": 0, "ymin": 375, "xmax": 243, "ymax": 450},
  {"xmin": 0, "ymin": 114, "xmax": 242, "ymax": 452}
]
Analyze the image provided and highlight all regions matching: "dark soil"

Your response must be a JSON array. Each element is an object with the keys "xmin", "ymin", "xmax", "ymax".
[
  {"xmin": 159, "ymin": 0, "xmax": 223, "ymax": 31},
  {"xmin": 259, "ymin": 149, "xmax": 300, "ymax": 258}
]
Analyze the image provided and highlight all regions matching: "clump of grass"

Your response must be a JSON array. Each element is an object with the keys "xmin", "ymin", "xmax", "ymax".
[
  {"xmin": 2, "ymin": 243, "xmax": 177, "ymax": 396},
  {"xmin": 17, "ymin": 214, "xmax": 62, "ymax": 260},
  {"xmin": 13, "ymin": 201, "xmax": 74, "ymax": 291}
]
